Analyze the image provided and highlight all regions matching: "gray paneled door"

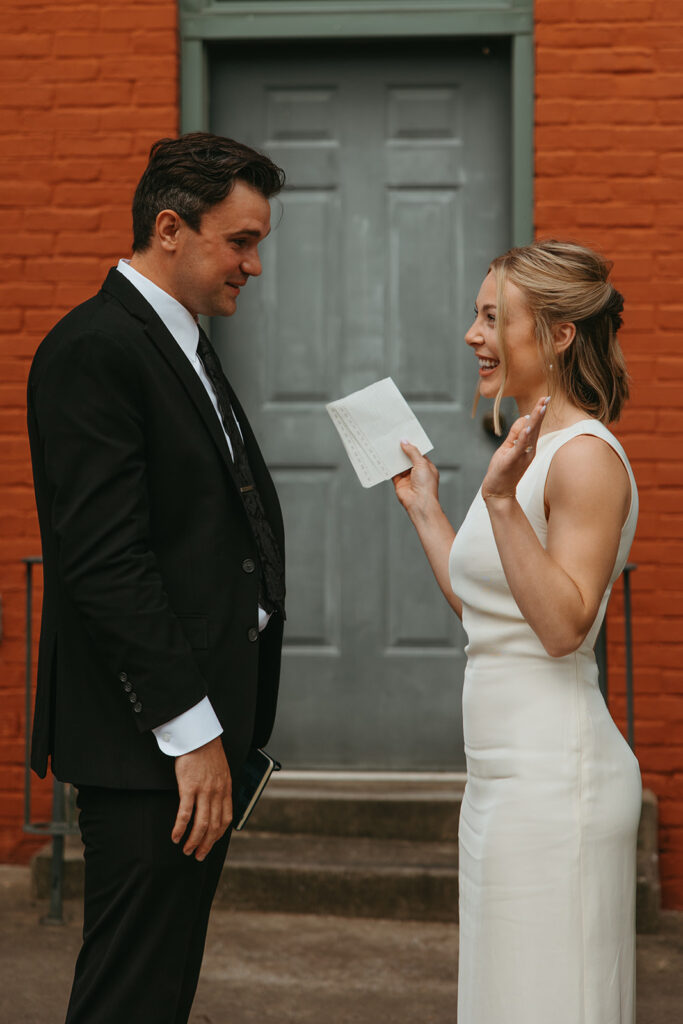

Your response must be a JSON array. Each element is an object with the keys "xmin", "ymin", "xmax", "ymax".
[{"xmin": 210, "ymin": 41, "xmax": 511, "ymax": 769}]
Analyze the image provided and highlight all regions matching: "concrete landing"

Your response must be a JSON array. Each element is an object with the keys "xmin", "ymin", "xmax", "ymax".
[{"xmin": 2, "ymin": 866, "xmax": 683, "ymax": 1024}]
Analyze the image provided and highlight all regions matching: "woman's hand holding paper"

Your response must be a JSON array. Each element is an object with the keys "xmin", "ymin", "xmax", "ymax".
[
  {"xmin": 392, "ymin": 440, "xmax": 441, "ymax": 520},
  {"xmin": 392, "ymin": 441, "xmax": 462, "ymax": 619}
]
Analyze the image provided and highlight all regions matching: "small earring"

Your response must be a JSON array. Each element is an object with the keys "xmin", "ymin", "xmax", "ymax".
[{"xmin": 548, "ymin": 362, "xmax": 554, "ymax": 370}]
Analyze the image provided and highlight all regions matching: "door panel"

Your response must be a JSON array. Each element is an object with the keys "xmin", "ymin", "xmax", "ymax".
[{"xmin": 210, "ymin": 40, "xmax": 511, "ymax": 768}]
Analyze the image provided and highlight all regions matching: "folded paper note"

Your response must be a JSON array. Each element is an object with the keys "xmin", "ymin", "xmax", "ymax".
[{"xmin": 326, "ymin": 377, "xmax": 434, "ymax": 488}]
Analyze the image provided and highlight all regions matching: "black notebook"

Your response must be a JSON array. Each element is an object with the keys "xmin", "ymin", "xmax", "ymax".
[{"xmin": 233, "ymin": 748, "xmax": 281, "ymax": 831}]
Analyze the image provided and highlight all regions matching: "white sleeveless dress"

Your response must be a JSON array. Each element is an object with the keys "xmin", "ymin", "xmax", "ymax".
[{"xmin": 449, "ymin": 420, "xmax": 641, "ymax": 1024}]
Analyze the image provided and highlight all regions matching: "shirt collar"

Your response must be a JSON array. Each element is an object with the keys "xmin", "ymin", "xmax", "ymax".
[{"xmin": 116, "ymin": 259, "xmax": 199, "ymax": 362}]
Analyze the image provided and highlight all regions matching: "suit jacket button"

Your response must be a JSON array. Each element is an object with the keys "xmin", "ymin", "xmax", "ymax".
[
  {"xmin": 247, "ymin": 627, "xmax": 258, "ymax": 642},
  {"xmin": 123, "ymin": 681, "xmax": 133, "ymax": 693},
  {"xmin": 129, "ymin": 692, "xmax": 137, "ymax": 703},
  {"xmin": 119, "ymin": 672, "xmax": 128, "ymax": 683},
  {"xmin": 133, "ymin": 702, "xmax": 142, "ymax": 713},
  {"xmin": 242, "ymin": 558, "xmax": 256, "ymax": 574}
]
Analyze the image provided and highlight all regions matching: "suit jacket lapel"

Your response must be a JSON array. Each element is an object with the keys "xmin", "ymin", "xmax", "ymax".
[{"xmin": 101, "ymin": 268, "xmax": 246, "ymax": 497}]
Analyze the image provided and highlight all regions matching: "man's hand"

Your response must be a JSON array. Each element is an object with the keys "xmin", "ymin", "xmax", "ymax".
[{"xmin": 173, "ymin": 736, "xmax": 232, "ymax": 861}]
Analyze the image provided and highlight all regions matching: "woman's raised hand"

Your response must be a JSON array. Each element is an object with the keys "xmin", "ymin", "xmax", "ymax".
[
  {"xmin": 392, "ymin": 441, "xmax": 440, "ymax": 519},
  {"xmin": 481, "ymin": 396, "xmax": 550, "ymax": 504}
]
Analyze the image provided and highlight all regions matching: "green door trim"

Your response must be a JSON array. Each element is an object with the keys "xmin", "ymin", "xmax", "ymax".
[{"xmin": 178, "ymin": 0, "xmax": 534, "ymax": 244}]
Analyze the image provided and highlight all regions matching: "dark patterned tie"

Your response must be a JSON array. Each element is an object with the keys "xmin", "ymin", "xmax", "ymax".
[{"xmin": 196, "ymin": 328, "xmax": 285, "ymax": 618}]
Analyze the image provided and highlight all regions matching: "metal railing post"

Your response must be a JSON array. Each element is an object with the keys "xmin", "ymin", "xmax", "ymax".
[
  {"xmin": 41, "ymin": 781, "xmax": 66, "ymax": 926},
  {"xmin": 24, "ymin": 559, "xmax": 34, "ymax": 831}
]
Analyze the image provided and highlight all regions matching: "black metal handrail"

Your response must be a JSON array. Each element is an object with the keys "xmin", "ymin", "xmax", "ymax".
[{"xmin": 623, "ymin": 563, "xmax": 637, "ymax": 750}]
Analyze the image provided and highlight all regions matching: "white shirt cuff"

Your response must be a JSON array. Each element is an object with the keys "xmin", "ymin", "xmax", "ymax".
[{"xmin": 152, "ymin": 696, "xmax": 223, "ymax": 757}]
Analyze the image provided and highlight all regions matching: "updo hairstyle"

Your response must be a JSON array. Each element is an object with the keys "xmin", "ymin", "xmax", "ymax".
[{"xmin": 485, "ymin": 240, "xmax": 629, "ymax": 434}]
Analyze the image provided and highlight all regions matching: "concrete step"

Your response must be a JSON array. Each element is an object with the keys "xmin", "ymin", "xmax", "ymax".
[
  {"xmin": 31, "ymin": 831, "xmax": 459, "ymax": 922},
  {"xmin": 219, "ymin": 832, "xmax": 458, "ymax": 921},
  {"xmin": 31, "ymin": 774, "xmax": 464, "ymax": 920},
  {"xmin": 247, "ymin": 772, "xmax": 464, "ymax": 841}
]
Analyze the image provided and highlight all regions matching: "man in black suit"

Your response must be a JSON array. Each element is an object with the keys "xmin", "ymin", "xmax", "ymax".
[{"xmin": 27, "ymin": 133, "xmax": 286, "ymax": 1024}]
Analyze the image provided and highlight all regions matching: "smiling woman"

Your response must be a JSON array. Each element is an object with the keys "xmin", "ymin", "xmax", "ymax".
[
  {"xmin": 467, "ymin": 270, "xmax": 541, "ymax": 428},
  {"xmin": 472, "ymin": 241, "xmax": 629, "ymax": 435},
  {"xmin": 393, "ymin": 239, "xmax": 640, "ymax": 1024}
]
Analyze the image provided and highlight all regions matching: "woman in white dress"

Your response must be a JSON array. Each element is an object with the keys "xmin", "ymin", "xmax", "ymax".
[{"xmin": 393, "ymin": 240, "xmax": 641, "ymax": 1024}]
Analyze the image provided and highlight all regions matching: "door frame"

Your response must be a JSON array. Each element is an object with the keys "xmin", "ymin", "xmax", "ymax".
[{"xmin": 178, "ymin": 0, "xmax": 534, "ymax": 246}]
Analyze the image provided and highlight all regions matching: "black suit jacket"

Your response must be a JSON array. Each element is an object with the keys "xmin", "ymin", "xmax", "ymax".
[{"xmin": 27, "ymin": 268, "xmax": 285, "ymax": 789}]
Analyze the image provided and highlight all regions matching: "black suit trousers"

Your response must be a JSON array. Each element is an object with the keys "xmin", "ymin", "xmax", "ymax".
[{"xmin": 64, "ymin": 787, "xmax": 231, "ymax": 1024}]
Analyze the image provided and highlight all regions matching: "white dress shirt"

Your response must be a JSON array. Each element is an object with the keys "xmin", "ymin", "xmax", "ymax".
[{"xmin": 116, "ymin": 259, "xmax": 269, "ymax": 757}]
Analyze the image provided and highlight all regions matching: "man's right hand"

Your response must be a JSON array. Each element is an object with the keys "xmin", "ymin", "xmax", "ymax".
[{"xmin": 173, "ymin": 736, "xmax": 232, "ymax": 861}]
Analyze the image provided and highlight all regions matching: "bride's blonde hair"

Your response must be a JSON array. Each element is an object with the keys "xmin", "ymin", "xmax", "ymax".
[{"xmin": 479, "ymin": 240, "xmax": 629, "ymax": 434}]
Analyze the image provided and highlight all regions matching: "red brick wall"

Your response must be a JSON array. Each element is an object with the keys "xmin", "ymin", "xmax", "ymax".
[
  {"xmin": 0, "ymin": 0, "xmax": 178, "ymax": 861},
  {"xmin": 2, "ymin": 1, "xmax": 682, "ymax": 909},
  {"xmin": 536, "ymin": 0, "xmax": 683, "ymax": 908}
]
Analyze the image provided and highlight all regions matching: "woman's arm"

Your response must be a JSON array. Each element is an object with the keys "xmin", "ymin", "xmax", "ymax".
[
  {"xmin": 392, "ymin": 450, "xmax": 462, "ymax": 619},
  {"xmin": 482, "ymin": 401, "xmax": 631, "ymax": 657}
]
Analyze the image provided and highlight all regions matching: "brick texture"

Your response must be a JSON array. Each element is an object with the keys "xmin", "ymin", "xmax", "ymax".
[
  {"xmin": 537, "ymin": 2, "xmax": 683, "ymax": 909},
  {"xmin": 2, "ymin": 3, "xmax": 682, "ymax": 910},
  {"xmin": 0, "ymin": 0, "xmax": 178, "ymax": 863}
]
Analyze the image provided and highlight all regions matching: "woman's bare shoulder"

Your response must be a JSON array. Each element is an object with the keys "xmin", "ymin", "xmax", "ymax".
[{"xmin": 545, "ymin": 430, "xmax": 631, "ymax": 522}]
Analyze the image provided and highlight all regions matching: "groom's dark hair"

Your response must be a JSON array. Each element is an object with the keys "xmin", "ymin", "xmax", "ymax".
[{"xmin": 132, "ymin": 132, "xmax": 285, "ymax": 252}]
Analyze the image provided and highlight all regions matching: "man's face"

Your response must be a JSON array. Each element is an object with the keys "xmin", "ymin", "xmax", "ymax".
[{"xmin": 169, "ymin": 180, "xmax": 272, "ymax": 319}]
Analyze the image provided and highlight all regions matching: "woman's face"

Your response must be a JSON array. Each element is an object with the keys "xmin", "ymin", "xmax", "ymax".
[{"xmin": 465, "ymin": 271, "xmax": 547, "ymax": 410}]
